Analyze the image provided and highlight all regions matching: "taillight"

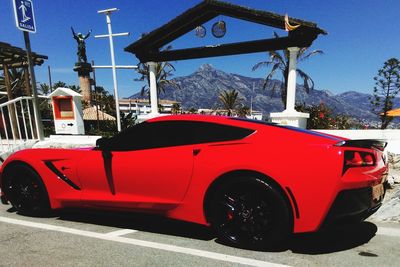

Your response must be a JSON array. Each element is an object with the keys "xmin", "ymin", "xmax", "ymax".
[{"xmin": 344, "ymin": 151, "xmax": 375, "ymax": 172}]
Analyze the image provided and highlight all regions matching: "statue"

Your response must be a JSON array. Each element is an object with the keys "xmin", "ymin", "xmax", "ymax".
[{"xmin": 71, "ymin": 27, "xmax": 92, "ymax": 63}]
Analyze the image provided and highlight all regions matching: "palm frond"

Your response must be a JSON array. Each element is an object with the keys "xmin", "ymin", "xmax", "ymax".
[
  {"xmin": 140, "ymin": 85, "xmax": 148, "ymax": 96},
  {"xmin": 269, "ymin": 51, "xmax": 285, "ymax": 66},
  {"xmin": 299, "ymin": 49, "xmax": 324, "ymax": 62},
  {"xmin": 262, "ymin": 63, "xmax": 280, "ymax": 90},
  {"xmin": 297, "ymin": 68, "xmax": 315, "ymax": 93},
  {"xmin": 252, "ymin": 61, "xmax": 271, "ymax": 71}
]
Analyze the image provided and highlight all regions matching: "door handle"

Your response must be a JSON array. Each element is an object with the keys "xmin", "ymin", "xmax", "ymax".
[{"xmin": 193, "ymin": 148, "xmax": 201, "ymax": 156}]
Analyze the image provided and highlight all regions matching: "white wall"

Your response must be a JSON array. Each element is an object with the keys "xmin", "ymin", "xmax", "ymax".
[{"xmin": 315, "ymin": 129, "xmax": 400, "ymax": 154}]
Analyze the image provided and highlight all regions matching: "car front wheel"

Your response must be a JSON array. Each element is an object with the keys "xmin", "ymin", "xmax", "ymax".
[{"xmin": 2, "ymin": 163, "xmax": 51, "ymax": 217}]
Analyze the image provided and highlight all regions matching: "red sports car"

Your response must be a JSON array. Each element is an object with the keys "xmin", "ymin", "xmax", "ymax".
[{"xmin": 0, "ymin": 115, "xmax": 388, "ymax": 247}]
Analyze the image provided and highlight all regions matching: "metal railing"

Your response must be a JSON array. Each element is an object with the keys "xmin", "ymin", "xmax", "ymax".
[{"xmin": 0, "ymin": 96, "xmax": 39, "ymax": 158}]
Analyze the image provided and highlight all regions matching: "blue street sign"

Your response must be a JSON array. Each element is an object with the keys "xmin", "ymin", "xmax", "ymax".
[{"xmin": 13, "ymin": 0, "xmax": 36, "ymax": 33}]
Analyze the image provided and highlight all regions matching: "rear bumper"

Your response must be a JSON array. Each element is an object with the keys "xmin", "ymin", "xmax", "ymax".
[{"xmin": 323, "ymin": 182, "xmax": 387, "ymax": 225}]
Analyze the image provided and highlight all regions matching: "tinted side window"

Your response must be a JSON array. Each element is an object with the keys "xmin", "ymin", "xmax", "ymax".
[
  {"xmin": 107, "ymin": 121, "xmax": 197, "ymax": 151},
  {"xmin": 107, "ymin": 120, "xmax": 254, "ymax": 151},
  {"xmin": 192, "ymin": 122, "xmax": 254, "ymax": 144}
]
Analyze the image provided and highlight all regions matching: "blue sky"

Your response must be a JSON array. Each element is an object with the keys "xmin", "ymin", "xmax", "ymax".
[{"xmin": 1, "ymin": 0, "xmax": 400, "ymax": 98}]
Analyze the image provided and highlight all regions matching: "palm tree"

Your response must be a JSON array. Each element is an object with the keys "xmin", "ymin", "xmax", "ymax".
[
  {"xmin": 135, "ymin": 46, "xmax": 180, "ymax": 107},
  {"xmin": 252, "ymin": 33, "xmax": 323, "ymax": 108},
  {"xmin": 39, "ymin": 83, "xmax": 51, "ymax": 95},
  {"xmin": 237, "ymin": 105, "xmax": 250, "ymax": 118},
  {"xmin": 94, "ymin": 86, "xmax": 116, "ymax": 117},
  {"xmin": 171, "ymin": 103, "xmax": 181, "ymax": 114},
  {"xmin": 219, "ymin": 89, "xmax": 241, "ymax": 116},
  {"xmin": 52, "ymin": 81, "xmax": 67, "ymax": 90}
]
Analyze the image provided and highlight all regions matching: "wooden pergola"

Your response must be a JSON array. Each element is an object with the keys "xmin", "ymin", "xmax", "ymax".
[
  {"xmin": 0, "ymin": 42, "xmax": 47, "ymax": 139},
  {"xmin": 125, "ymin": 0, "xmax": 325, "ymax": 62},
  {"xmin": 125, "ymin": 0, "xmax": 326, "ymax": 126},
  {"xmin": 0, "ymin": 41, "xmax": 48, "ymax": 99}
]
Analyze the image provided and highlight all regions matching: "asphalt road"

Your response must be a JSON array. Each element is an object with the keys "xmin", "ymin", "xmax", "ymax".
[{"xmin": 0, "ymin": 204, "xmax": 399, "ymax": 267}]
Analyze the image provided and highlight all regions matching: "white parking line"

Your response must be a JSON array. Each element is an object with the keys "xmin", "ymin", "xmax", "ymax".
[
  {"xmin": 0, "ymin": 216, "xmax": 290, "ymax": 267},
  {"xmin": 377, "ymin": 227, "xmax": 400, "ymax": 238},
  {"xmin": 104, "ymin": 229, "xmax": 138, "ymax": 237}
]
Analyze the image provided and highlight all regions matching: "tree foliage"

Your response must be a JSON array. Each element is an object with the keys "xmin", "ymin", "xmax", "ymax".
[
  {"xmin": 296, "ymin": 103, "xmax": 351, "ymax": 129},
  {"xmin": 171, "ymin": 103, "xmax": 181, "ymax": 114},
  {"xmin": 52, "ymin": 81, "xmax": 67, "ymax": 89},
  {"xmin": 218, "ymin": 89, "xmax": 242, "ymax": 116},
  {"xmin": 237, "ymin": 105, "xmax": 250, "ymax": 117},
  {"xmin": 39, "ymin": 83, "xmax": 51, "ymax": 95},
  {"xmin": 135, "ymin": 47, "xmax": 180, "ymax": 107},
  {"xmin": 93, "ymin": 86, "xmax": 116, "ymax": 117},
  {"xmin": 369, "ymin": 58, "xmax": 400, "ymax": 129},
  {"xmin": 252, "ymin": 33, "xmax": 322, "ymax": 108}
]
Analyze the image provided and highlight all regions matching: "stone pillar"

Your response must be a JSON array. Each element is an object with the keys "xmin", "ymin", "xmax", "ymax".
[
  {"xmin": 269, "ymin": 47, "xmax": 310, "ymax": 128},
  {"xmin": 148, "ymin": 62, "xmax": 159, "ymax": 115},
  {"xmin": 73, "ymin": 62, "xmax": 92, "ymax": 104},
  {"xmin": 285, "ymin": 47, "xmax": 299, "ymax": 112}
]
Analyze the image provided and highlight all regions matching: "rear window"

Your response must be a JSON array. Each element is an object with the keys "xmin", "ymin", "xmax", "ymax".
[{"xmin": 230, "ymin": 117, "xmax": 342, "ymax": 142}]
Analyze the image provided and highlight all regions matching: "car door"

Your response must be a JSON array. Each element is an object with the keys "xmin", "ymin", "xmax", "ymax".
[
  {"xmin": 110, "ymin": 144, "xmax": 193, "ymax": 209},
  {"xmin": 78, "ymin": 121, "xmax": 195, "ymax": 210}
]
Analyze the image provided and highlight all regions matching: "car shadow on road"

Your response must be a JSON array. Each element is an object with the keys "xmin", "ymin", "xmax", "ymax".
[
  {"xmin": 54, "ymin": 208, "xmax": 378, "ymax": 254},
  {"xmin": 287, "ymin": 222, "xmax": 378, "ymax": 254},
  {"xmin": 56, "ymin": 208, "xmax": 214, "ymax": 241}
]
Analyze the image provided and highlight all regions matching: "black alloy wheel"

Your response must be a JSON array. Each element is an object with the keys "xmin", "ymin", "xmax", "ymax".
[
  {"xmin": 209, "ymin": 177, "xmax": 292, "ymax": 248},
  {"xmin": 2, "ymin": 163, "xmax": 50, "ymax": 217}
]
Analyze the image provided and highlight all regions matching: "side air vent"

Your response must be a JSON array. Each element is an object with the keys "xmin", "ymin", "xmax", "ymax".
[{"xmin": 44, "ymin": 161, "xmax": 81, "ymax": 190}]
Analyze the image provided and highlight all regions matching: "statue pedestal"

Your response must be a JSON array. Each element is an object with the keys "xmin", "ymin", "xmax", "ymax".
[
  {"xmin": 270, "ymin": 110, "xmax": 309, "ymax": 129},
  {"xmin": 73, "ymin": 62, "xmax": 92, "ymax": 104}
]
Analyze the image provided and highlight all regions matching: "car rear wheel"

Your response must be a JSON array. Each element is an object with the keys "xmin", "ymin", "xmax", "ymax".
[
  {"xmin": 2, "ymin": 163, "xmax": 50, "ymax": 217},
  {"xmin": 208, "ymin": 177, "xmax": 292, "ymax": 248}
]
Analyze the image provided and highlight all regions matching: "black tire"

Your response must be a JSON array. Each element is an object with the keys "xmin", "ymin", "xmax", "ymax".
[
  {"xmin": 207, "ymin": 176, "xmax": 292, "ymax": 248},
  {"xmin": 2, "ymin": 163, "xmax": 51, "ymax": 217}
]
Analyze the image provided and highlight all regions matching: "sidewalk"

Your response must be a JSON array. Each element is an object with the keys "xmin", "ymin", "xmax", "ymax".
[{"xmin": 33, "ymin": 135, "xmax": 101, "ymax": 149}]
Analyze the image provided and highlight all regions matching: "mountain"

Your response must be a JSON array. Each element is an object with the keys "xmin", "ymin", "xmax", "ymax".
[{"xmin": 129, "ymin": 64, "xmax": 400, "ymax": 121}]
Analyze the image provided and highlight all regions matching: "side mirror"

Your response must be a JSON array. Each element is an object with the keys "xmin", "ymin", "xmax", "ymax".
[
  {"xmin": 96, "ymin": 137, "xmax": 109, "ymax": 149},
  {"xmin": 96, "ymin": 137, "xmax": 113, "ymax": 159}
]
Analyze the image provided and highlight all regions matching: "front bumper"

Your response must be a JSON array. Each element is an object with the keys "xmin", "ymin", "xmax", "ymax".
[{"xmin": 323, "ymin": 182, "xmax": 387, "ymax": 225}]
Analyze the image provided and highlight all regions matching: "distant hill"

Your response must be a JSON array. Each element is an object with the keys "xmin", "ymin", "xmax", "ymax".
[{"xmin": 129, "ymin": 64, "xmax": 400, "ymax": 121}]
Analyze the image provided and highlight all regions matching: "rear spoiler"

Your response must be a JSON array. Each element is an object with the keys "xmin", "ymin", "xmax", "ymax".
[{"xmin": 334, "ymin": 139, "xmax": 387, "ymax": 151}]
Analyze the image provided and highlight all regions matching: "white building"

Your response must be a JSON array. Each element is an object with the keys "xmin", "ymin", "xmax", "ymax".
[{"xmin": 118, "ymin": 99, "xmax": 180, "ymax": 115}]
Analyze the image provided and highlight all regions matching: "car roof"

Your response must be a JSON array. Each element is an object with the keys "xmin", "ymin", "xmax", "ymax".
[
  {"xmin": 149, "ymin": 114, "xmax": 231, "ymax": 123},
  {"xmin": 147, "ymin": 115, "xmax": 344, "ymax": 142},
  {"xmin": 147, "ymin": 115, "xmax": 260, "ymax": 129}
]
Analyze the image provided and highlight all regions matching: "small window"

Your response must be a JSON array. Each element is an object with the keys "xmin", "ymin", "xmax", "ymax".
[{"xmin": 53, "ymin": 96, "xmax": 74, "ymax": 119}]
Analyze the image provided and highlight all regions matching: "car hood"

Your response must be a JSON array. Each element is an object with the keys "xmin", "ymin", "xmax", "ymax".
[{"xmin": 1, "ymin": 147, "xmax": 93, "ymax": 171}]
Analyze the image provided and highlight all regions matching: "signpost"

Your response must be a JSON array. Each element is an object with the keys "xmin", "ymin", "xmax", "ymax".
[
  {"xmin": 12, "ymin": 0, "xmax": 44, "ymax": 140},
  {"xmin": 12, "ymin": 0, "xmax": 36, "ymax": 33}
]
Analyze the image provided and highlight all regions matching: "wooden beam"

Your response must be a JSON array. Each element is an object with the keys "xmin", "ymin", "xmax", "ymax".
[
  {"xmin": 24, "ymin": 66, "xmax": 32, "ymax": 96},
  {"xmin": 126, "ymin": 7, "xmax": 217, "ymax": 52},
  {"xmin": 136, "ymin": 35, "xmax": 316, "ymax": 62}
]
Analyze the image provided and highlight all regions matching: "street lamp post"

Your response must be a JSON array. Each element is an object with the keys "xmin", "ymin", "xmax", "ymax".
[{"xmin": 95, "ymin": 8, "xmax": 135, "ymax": 132}]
